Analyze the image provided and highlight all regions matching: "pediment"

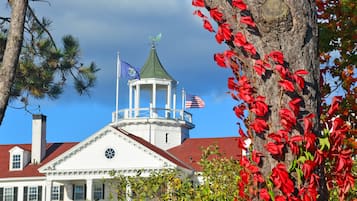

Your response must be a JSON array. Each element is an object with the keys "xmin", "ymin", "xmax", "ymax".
[{"xmin": 39, "ymin": 126, "xmax": 178, "ymax": 173}]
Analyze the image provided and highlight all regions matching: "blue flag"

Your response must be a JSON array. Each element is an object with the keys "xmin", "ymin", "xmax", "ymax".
[{"xmin": 120, "ymin": 60, "xmax": 140, "ymax": 80}]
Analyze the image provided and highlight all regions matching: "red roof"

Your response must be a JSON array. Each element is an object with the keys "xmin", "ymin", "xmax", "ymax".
[
  {"xmin": 0, "ymin": 128, "xmax": 240, "ymax": 178},
  {"xmin": 168, "ymin": 137, "xmax": 242, "ymax": 171},
  {"xmin": 0, "ymin": 143, "xmax": 77, "ymax": 178},
  {"xmin": 116, "ymin": 128, "xmax": 193, "ymax": 170}
]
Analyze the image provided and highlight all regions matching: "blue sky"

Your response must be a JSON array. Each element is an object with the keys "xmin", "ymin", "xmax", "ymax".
[{"xmin": 0, "ymin": 0, "xmax": 239, "ymax": 144}]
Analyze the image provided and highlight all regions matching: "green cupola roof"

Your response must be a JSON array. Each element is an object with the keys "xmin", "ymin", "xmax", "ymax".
[{"xmin": 140, "ymin": 46, "xmax": 175, "ymax": 81}]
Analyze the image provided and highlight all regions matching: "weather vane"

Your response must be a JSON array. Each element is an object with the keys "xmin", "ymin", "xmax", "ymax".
[{"xmin": 149, "ymin": 33, "xmax": 162, "ymax": 48}]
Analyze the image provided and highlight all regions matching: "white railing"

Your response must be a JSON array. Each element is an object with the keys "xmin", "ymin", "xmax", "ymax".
[{"xmin": 112, "ymin": 108, "xmax": 193, "ymax": 123}]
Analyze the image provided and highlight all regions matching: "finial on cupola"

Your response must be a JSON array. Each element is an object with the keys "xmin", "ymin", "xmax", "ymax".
[{"xmin": 150, "ymin": 33, "xmax": 162, "ymax": 48}]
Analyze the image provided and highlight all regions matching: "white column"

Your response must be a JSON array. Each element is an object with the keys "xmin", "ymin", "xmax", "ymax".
[
  {"xmin": 86, "ymin": 179, "xmax": 93, "ymax": 201},
  {"xmin": 166, "ymin": 84, "xmax": 171, "ymax": 118},
  {"xmin": 152, "ymin": 83, "xmax": 157, "ymax": 108},
  {"xmin": 134, "ymin": 84, "xmax": 140, "ymax": 117},
  {"xmin": 64, "ymin": 183, "xmax": 72, "ymax": 201},
  {"xmin": 129, "ymin": 83, "xmax": 133, "ymax": 118},
  {"xmin": 152, "ymin": 83, "xmax": 157, "ymax": 118},
  {"xmin": 45, "ymin": 180, "xmax": 52, "ymax": 201},
  {"xmin": 173, "ymin": 86, "xmax": 177, "ymax": 119}
]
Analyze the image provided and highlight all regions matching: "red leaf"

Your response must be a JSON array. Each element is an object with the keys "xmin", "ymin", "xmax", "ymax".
[
  {"xmin": 224, "ymin": 50, "xmax": 236, "ymax": 59},
  {"xmin": 290, "ymin": 135, "xmax": 304, "ymax": 143},
  {"xmin": 251, "ymin": 95, "xmax": 268, "ymax": 116},
  {"xmin": 233, "ymin": 104, "xmax": 246, "ymax": 119},
  {"xmin": 293, "ymin": 74, "xmax": 305, "ymax": 90},
  {"xmin": 252, "ymin": 150, "xmax": 263, "ymax": 164},
  {"xmin": 250, "ymin": 118, "xmax": 268, "ymax": 133},
  {"xmin": 313, "ymin": 149, "xmax": 325, "ymax": 165},
  {"xmin": 233, "ymin": 32, "xmax": 247, "ymax": 47},
  {"xmin": 203, "ymin": 19, "xmax": 214, "ymax": 32},
  {"xmin": 336, "ymin": 149, "xmax": 352, "ymax": 172},
  {"xmin": 243, "ymin": 43, "xmax": 257, "ymax": 55},
  {"xmin": 259, "ymin": 188, "xmax": 270, "ymax": 201},
  {"xmin": 217, "ymin": 23, "xmax": 232, "ymax": 41},
  {"xmin": 192, "ymin": 0, "xmax": 204, "ymax": 7},
  {"xmin": 327, "ymin": 96, "xmax": 342, "ymax": 116},
  {"xmin": 228, "ymin": 77, "xmax": 237, "ymax": 90},
  {"xmin": 275, "ymin": 195, "xmax": 287, "ymax": 201},
  {"xmin": 304, "ymin": 132, "xmax": 316, "ymax": 151},
  {"xmin": 288, "ymin": 98, "xmax": 301, "ymax": 116},
  {"xmin": 232, "ymin": 0, "xmax": 247, "ymax": 10},
  {"xmin": 214, "ymin": 53, "xmax": 226, "ymax": 67},
  {"xmin": 275, "ymin": 64, "xmax": 288, "ymax": 79},
  {"xmin": 215, "ymin": 32, "xmax": 224, "ymax": 44},
  {"xmin": 279, "ymin": 80, "xmax": 295, "ymax": 92},
  {"xmin": 237, "ymin": 76, "xmax": 254, "ymax": 103},
  {"xmin": 193, "ymin": 10, "xmax": 205, "ymax": 18},
  {"xmin": 303, "ymin": 113, "xmax": 315, "ymax": 135},
  {"xmin": 280, "ymin": 108, "xmax": 297, "ymax": 130},
  {"xmin": 253, "ymin": 59, "xmax": 266, "ymax": 76},
  {"xmin": 237, "ymin": 136, "xmax": 248, "ymax": 150},
  {"xmin": 302, "ymin": 160, "xmax": 315, "ymax": 179},
  {"xmin": 269, "ymin": 51, "xmax": 284, "ymax": 64},
  {"xmin": 265, "ymin": 142, "xmax": 284, "ymax": 156},
  {"xmin": 240, "ymin": 16, "xmax": 256, "ymax": 27},
  {"xmin": 294, "ymin": 69, "xmax": 309, "ymax": 75},
  {"xmin": 271, "ymin": 163, "xmax": 294, "ymax": 195},
  {"xmin": 268, "ymin": 132, "xmax": 283, "ymax": 143},
  {"xmin": 277, "ymin": 130, "xmax": 289, "ymax": 141},
  {"xmin": 210, "ymin": 8, "xmax": 223, "ymax": 22}
]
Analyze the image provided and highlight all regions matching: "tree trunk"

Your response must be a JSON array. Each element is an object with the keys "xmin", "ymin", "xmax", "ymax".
[
  {"xmin": 0, "ymin": 0, "xmax": 28, "ymax": 125},
  {"xmin": 205, "ymin": 0, "xmax": 327, "ymax": 199}
]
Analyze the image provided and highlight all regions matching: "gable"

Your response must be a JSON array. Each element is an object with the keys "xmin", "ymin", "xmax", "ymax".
[{"xmin": 40, "ymin": 126, "xmax": 181, "ymax": 173}]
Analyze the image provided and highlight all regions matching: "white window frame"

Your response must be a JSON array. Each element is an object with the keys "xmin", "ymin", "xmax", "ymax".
[
  {"xmin": 73, "ymin": 184, "xmax": 85, "ymax": 200},
  {"xmin": 11, "ymin": 154, "xmax": 21, "ymax": 170},
  {"xmin": 4, "ymin": 187, "xmax": 14, "ymax": 201},
  {"xmin": 93, "ymin": 183, "xmax": 103, "ymax": 200},
  {"xmin": 51, "ymin": 186, "xmax": 60, "ymax": 201},
  {"xmin": 28, "ymin": 186, "xmax": 38, "ymax": 201}
]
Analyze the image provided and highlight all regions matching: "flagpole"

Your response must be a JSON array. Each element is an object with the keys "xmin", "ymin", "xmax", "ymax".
[
  {"xmin": 115, "ymin": 51, "xmax": 121, "ymax": 122},
  {"xmin": 182, "ymin": 88, "xmax": 185, "ymax": 111}
]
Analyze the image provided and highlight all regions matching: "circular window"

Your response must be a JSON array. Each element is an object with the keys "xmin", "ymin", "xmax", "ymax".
[{"xmin": 105, "ymin": 148, "xmax": 115, "ymax": 159}]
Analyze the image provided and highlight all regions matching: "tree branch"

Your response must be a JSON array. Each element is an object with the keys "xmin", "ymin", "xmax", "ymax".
[{"xmin": 27, "ymin": 5, "xmax": 57, "ymax": 50}]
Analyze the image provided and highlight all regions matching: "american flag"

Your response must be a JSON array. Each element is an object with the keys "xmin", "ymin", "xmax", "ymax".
[{"xmin": 185, "ymin": 94, "xmax": 205, "ymax": 108}]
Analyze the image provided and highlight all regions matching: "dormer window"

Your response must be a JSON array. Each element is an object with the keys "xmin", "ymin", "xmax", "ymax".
[
  {"xmin": 9, "ymin": 146, "xmax": 30, "ymax": 171},
  {"xmin": 12, "ymin": 154, "xmax": 21, "ymax": 169}
]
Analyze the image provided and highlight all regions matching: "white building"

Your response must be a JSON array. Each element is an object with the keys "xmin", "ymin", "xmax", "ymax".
[{"xmin": 0, "ymin": 46, "xmax": 241, "ymax": 201}]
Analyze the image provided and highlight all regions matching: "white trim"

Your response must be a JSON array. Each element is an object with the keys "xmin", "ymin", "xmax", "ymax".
[{"xmin": 0, "ymin": 176, "xmax": 46, "ymax": 182}]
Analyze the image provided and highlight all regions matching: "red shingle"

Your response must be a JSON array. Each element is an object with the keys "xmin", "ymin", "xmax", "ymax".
[
  {"xmin": 168, "ymin": 137, "xmax": 242, "ymax": 171},
  {"xmin": 0, "ymin": 143, "xmax": 77, "ymax": 178}
]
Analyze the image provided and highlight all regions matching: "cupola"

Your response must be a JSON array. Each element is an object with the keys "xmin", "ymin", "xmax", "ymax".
[{"xmin": 112, "ymin": 44, "xmax": 194, "ymax": 150}]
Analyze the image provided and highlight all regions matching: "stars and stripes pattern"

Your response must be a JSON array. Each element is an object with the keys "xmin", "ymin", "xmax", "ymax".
[{"xmin": 185, "ymin": 94, "xmax": 205, "ymax": 108}]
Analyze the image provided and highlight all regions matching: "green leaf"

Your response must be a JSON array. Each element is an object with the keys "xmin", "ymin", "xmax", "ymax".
[{"xmin": 319, "ymin": 136, "xmax": 331, "ymax": 151}]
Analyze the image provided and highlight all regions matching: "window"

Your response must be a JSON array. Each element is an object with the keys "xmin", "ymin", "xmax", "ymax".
[
  {"xmin": 105, "ymin": 148, "xmax": 115, "ymax": 159},
  {"xmin": 165, "ymin": 133, "xmax": 168, "ymax": 143},
  {"xmin": 73, "ymin": 185, "xmax": 85, "ymax": 200},
  {"xmin": 93, "ymin": 183, "xmax": 104, "ymax": 200},
  {"xmin": 12, "ymin": 154, "xmax": 21, "ymax": 169},
  {"xmin": 51, "ymin": 186, "xmax": 63, "ymax": 201},
  {"xmin": 51, "ymin": 186, "xmax": 59, "ymax": 200},
  {"xmin": 28, "ymin": 186, "xmax": 38, "ymax": 201},
  {"xmin": 4, "ymin": 187, "xmax": 14, "ymax": 201}
]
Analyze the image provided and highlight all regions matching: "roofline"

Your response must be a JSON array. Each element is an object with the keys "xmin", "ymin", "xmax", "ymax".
[{"xmin": 0, "ymin": 176, "xmax": 46, "ymax": 182}]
